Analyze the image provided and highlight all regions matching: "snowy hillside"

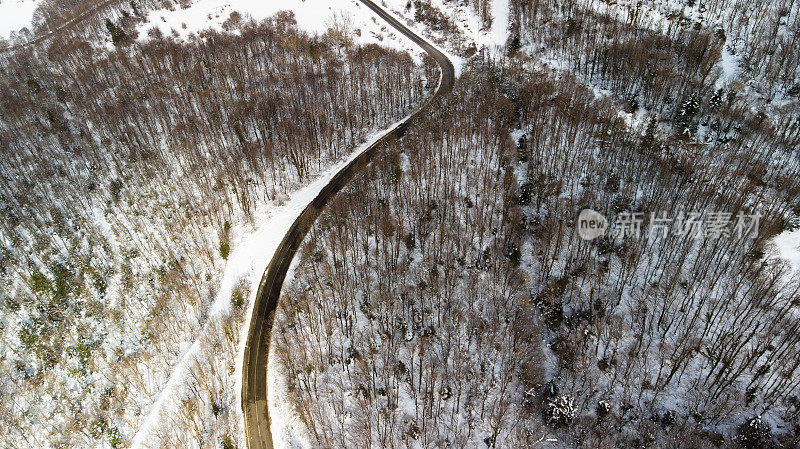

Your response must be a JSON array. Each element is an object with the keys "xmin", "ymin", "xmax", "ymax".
[
  {"xmin": 0, "ymin": 2, "xmax": 429, "ymax": 446},
  {"xmin": 2, "ymin": 0, "xmax": 800, "ymax": 447},
  {"xmin": 136, "ymin": 0, "xmax": 423, "ymax": 58}
]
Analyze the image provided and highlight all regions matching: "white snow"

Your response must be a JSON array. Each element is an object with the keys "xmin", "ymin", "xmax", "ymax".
[
  {"xmin": 130, "ymin": 115, "xmax": 413, "ymax": 449},
  {"xmin": 416, "ymin": 0, "xmax": 509, "ymax": 48},
  {"xmin": 235, "ymin": 116, "xmax": 414, "ymax": 449},
  {"xmin": 138, "ymin": 0, "xmax": 422, "ymax": 58},
  {"xmin": 376, "ymin": 0, "xmax": 465, "ymax": 75},
  {"xmin": 0, "ymin": 0, "xmax": 41, "ymax": 39},
  {"xmin": 381, "ymin": 0, "xmax": 510, "ymax": 50},
  {"xmin": 488, "ymin": 0, "xmax": 510, "ymax": 47},
  {"xmin": 772, "ymin": 229, "xmax": 800, "ymax": 274},
  {"xmin": 717, "ymin": 45, "xmax": 742, "ymax": 87},
  {"xmin": 125, "ymin": 1, "xmax": 453, "ymax": 446},
  {"xmin": 266, "ymin": 266, "xmax": 314, "ymax": 449}
]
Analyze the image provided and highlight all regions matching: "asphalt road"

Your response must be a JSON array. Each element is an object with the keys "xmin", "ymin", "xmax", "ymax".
[{"xmin": 240, "ymin": 1, "xmax": 455, "ymax": 448}]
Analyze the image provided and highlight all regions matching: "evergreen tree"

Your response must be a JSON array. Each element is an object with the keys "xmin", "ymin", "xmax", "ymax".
[{"xmin": 105, "ymin": 19, "xmax": 127, "ymax": 46}]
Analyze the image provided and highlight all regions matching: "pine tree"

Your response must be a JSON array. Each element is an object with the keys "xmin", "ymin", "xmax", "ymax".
[
  {"xmin": 105, "ymin": 19, "xmax": 127, "ymax": 46},
  {"xmin": 507, "ymin": 31, "xmax": 522, "ymax": 56},
  {"xmin": 641, "ymin": 117, "xmax": 657, "ymax": 153}
]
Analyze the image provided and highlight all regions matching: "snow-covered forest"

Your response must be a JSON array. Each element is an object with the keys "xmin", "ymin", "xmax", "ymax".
[
  {"xmin": 1, "ymin": 0, "xmax": 800, "ymax": 447},
  {"xmin": 275, "ymin": 66, "xmax": 545, "ymax": 447},
  {"xmin": 274, "ymin": 0, "xmax": 800, "ymax": 447},
  {"xmin": 0, "ymin": 5, "xmax": 428, "ymax": 446}
]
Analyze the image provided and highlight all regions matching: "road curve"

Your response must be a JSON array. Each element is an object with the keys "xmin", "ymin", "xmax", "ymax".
[{"xmin": 240, "ymin": 2, "xmax": 455, "ymax": 448}]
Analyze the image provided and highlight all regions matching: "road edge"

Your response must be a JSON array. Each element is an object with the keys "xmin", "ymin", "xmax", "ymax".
[{"xmin": 239, "ymin": 1, "xmax": 455, "ymax": 448}]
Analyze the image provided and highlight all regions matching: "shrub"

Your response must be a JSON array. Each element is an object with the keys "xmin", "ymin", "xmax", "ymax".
[
  {"xmin": 221, "ymin": 434, "xmax": 235, "ymax": 449},
  {"xmin": 737, "ymin": 416, "xmax": 772, "ymax": 449},
  {"xmin": 231, "ymin": 289, "xmax": 245, "ymax": 308},
  {"xmin": 518, "ymin": 182, "xmax": 534, "ymax": 205},
  {"xmin": 30, "ymin": 271, "xmax": 51, "ymax": 294},
  {"xmin": 597, "ymin": 400, "xmax": 612, "ymax": 417},
  {"xmin": 220, "ymin": 241, "xmax": 231, "ymax": 260},
  {"xmin": 544, "ymin": 395, "xmax": 575, "ymax": 427},
  {"xmin": 105, "ymin": 426, "xmax": 122, "ymax": 448}
]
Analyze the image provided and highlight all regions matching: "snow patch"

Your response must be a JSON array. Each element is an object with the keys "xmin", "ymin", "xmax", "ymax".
[
  {"xmin": 488, "ymin": 0, "xmax": 510, "ymax": 47},
  {"xmin": 772, "ymin": 229, "xmax": 800, "ymax": 274},
  {"xmin": 0, "ymin": 0, "xmax": 41, "ymax": 39},
  {"xmin": 138, "ymin": 0, "xmax": 422, "ymax": 58},
  {"xmin": 717, "ymin": 45, "xmax": 742, "ymax": 86},
  {"xmin": 391, "ymin": 0, "xmax": 510, "ymax": 49}
]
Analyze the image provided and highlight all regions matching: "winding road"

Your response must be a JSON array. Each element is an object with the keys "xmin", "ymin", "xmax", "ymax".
[
  {"xmin": 240, "ymin": 1, "xmax": 455, "ymax": 448},
  {"xmin": 0, "ymin": 0, "xmax": 451, "ymax": 446}
]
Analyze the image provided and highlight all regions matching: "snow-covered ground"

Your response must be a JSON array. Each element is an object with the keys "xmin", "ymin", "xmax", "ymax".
[
  {"xmin": 267, "ymin": 270, "xmax": 314, "ymax": 449},
  {"xmin": 138, "ymin": 0, "xmax": 423, "ymax": 59},
  {"xmin": 0, "ymin": 0, "xmax": 41, "ymax": 39},
  {"xmin": 488, "ymin": 0, "xmax": 510, "ymax": 45},
  {"xmin": 0, "ymin": 0, "xmax": 483, "ymax": 445},
  {"xmin": 384, "ymin": 0, "xmax": 510, "ymax": 48},
  {"xmin": 716, "ymin": 45, "xmax": 742, "ymax": 88},
  {"xmin": 381, "ymin": 0, "xmax": 510, "ymax": 56},
  {"xmin": 772, "ymin": 229, "xmax": 800, "ymax": 274},
  {"xmin": 130, "ymin": 113, "xmax": 413, "ymax": 448},
  {"xmin": 136, "ymin": 0, "xmax": 489, "ymax": 74},
  {"xmin": 132, "ymin": 0, "xmax": 509, "ymax": 445},
  {"xmin": 122, "ymin": 3, "xmax": 440, "ymax": 448},
  {"xmin": 241, "ymin": 118, "xmax": 414, "ymax": 449}
]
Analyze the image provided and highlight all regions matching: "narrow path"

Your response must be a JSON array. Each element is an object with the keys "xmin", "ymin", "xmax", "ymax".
[
  {"xmin": 0, "ymin": 0, "xmax": 119, "ymax": 54},
  {"xmin": 240, "ymin": 1, "xmax": 455, "ymax": 448}
]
